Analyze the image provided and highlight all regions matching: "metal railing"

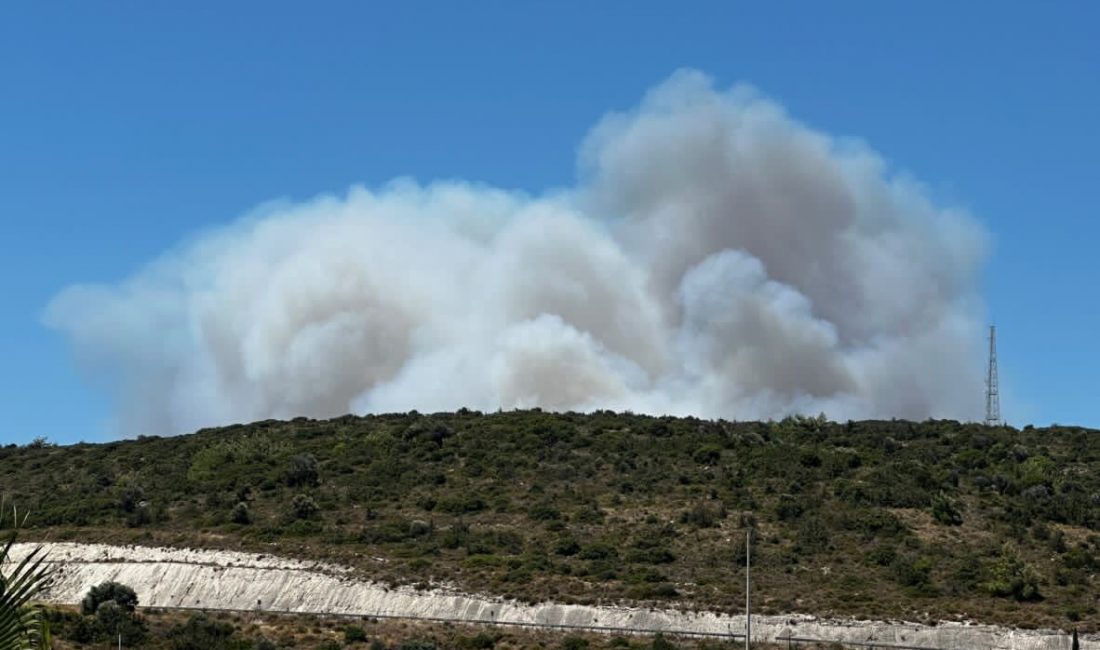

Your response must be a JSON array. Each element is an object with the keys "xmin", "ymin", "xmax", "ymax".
[{"xmin": 137, "ymin": 604, "xmax": 968, "ymax": 649}]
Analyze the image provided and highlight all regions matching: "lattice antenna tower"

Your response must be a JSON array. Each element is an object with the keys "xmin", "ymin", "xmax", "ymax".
[{"xmin": 985, "ymin": 324, "xmax": 1001, "ymax": 426}]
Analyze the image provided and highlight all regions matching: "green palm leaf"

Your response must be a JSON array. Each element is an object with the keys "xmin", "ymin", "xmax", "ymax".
[{"xmin": 0, "ymin": 506, "xmax": 53, "ymax": 650}]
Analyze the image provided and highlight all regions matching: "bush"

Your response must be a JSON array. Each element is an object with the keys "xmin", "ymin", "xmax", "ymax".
[
  {"xmin": 230, "ymin": 502, "xmax": 252, "ymax": 524},
  {"xmin": 693, "ymin": 444, "xmax": 722, "ymax": 464},
  {"xmin": 892, "ymin": 555, "xmax": 935, "ymax": 593},
  {"xmin": 867, "ymin": 543, "xmax": 897, "ymax": 567},
  {"xmin": 290, "ymin": 494, "xmax": 320, "ymax": 520},
  {"xmin": 93, "ymin": 600, "xmax": 147, "ymax": 645},
  {"xmin": 345, "ymin": 625, "xmax": 368, "ymax": 643},
  {"xmin": 458, "ymin": 632, "xmax": 496, "ymax": 649},
  {"xmin": 555, "ymin": 536, "xmax": 581, "ymax": 556},
  {"xmin": 408, "ymin": 519, "xmax": 432, "ymax": 537},
  {"xmin": 95, "ymin": 600, "xmax": 124, "ymax": 629},
  {"xmin": 81, "ymin": 581, "xmax": 139, "ymax": 615},
  {"xmin": 528, "ymin": 503, "xmax": 562, "ymax": 521},
  {"xmin": 795, "ymin": 516, "xmax": 829, "ymax": 553},
  {"xmin": 984, "ymin": 545, "xmax": 1043, "ymax": 601},
  {"xmin": 931, "ymin": 492, "xmax": 963, "ymax": 526},
  {"xmin": 774, "ymin": 494, "xmax": 804, "ymax": 521},
  {"xmin": 119, "ymin": 486, "xmax": 145, "ymax": 513},
  {"xmin": 578, "ymin": 543, "xmax": 617, "ymax": 561},
  {"xmin": 437, "ymin": 494, "xmax": 486, "ymax": 514},
  {"xmin": 680, "ymin": 502, "xmax": 725, "ymax": 528},
  {"xmin": 167, "ymin": 613, "xmax": 237, "ymax": 650},
  {"xmin": 287, "ymin": 453, "xmax": 320, "ymax": 487}
]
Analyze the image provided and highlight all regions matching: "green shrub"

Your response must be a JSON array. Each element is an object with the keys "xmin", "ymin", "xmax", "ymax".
[
  {"xmin": 457, "ymin": 631, "xmax": 496, "ymax": 649},
  {"xmin": 408, "ymin": 519, "xmax": 432, "ymax": 537},
  {"xmin": 578, "ymin": 543, "xmax": 617, "ymax": 560},
  {"xmin": 984, "ymin": 545, "xmax": 1043, "ymax": 601},
  {"xmin": 795, "ymin": 516, "xmax": 829, "ymax": 553},
  {"xmin": 167, "ymin": 613, "xmax": 237, "ymax": 650},
  {"xmin": 774, "ymin": 494, "xmax": 804, "ymax": 521},
  {"xmin": 867, "ymin": 543, "xmax": 897, "ymax": 567},
  {"xmin": 679, "ymin": 502, "xmax": 725, "ymax": 528},
  {"xmin": 931, "ymin": 492, "xmax": 963, "ymax": 526},
  {"xmin": 290, "ymin": 494, "xmax": 320, "ymax": 520},
  {"xmin": 693, "ymin": 444, "xmax": 722, "ymax": 464},
  {"xmin": 437, "ymin": 494, "xmax": 487, "ymax": 514},
  {"xmin": 528, "ymin": 503, "xmax": 563, "ymax": 521},
  {"xmin": 555, "ymin": 536, "xmax": 581, "ymax": 556},
  {"xmin": 892, "ymin": 555, "xmax": 935, "ymax": 593},
  {"xmin": 287, "ymin": 453, "xmax": 320, "ymax": 487},
  {"xmin": 81, "ymin": 581, "xmax": 138, "ymax": 615},
  {"xmin": 230, "ymin": 502, "xmax": 252, "ymax": 524},
  {"xmin": 345, "ymin": 625, "xmax": 368, "ymax": 643},
  {"xmin": 92, "ymin": 600, "xmax": 147, "ymax": 645}
]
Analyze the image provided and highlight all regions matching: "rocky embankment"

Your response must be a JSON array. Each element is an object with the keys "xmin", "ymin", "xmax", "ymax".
[{"xmin": 7, "ymin": 542, "xmax": 1092, "ymax": 650}]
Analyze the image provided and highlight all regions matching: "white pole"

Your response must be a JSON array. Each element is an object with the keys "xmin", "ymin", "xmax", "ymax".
[{"xmin": 745, "ymin": 527, "xmax": 751, "ymax": 650}]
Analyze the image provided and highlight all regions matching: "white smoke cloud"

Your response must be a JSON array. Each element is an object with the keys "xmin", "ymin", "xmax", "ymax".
[{"xmin": 45, "ymin": 70, "xmax": 988, "ymax": 436}]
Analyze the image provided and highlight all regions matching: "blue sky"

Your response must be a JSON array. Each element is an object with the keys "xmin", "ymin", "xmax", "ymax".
[{"xmin": 1, "ymin": 2, "xmax": 1097, "ymax": 444}]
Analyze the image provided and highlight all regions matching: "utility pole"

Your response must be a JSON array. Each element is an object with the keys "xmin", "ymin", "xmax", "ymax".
[
  {"xmin": 985, "ymin": 325, "xmax": 1001, "ymax": 426},
  {"xmin": 745, "ymin": 527, "xmax": 752, "ymax": 650}
]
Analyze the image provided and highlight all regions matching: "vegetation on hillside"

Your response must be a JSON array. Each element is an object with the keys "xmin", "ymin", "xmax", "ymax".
[{"xmin": 3, "ymin": 411, "xmax": 1100, "ymax": 631}]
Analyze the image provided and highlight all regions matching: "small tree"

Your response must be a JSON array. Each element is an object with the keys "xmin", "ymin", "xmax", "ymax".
[
  {"xmin": 93, "ymin": 600, "xmax": 145, "ymax": 645},
  {"xmin": 81, "ymin": 582, "xmax": 138, "ymax": 616},
  {"xmin": 982, "ymin": 544, "xmax": 1042, "ymax": 601}
]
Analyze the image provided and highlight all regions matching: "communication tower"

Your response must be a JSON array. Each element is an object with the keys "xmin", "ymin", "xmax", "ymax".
[{"xmin": 985, "ymin": 325, "xmax": 1001, "ymax": 426}]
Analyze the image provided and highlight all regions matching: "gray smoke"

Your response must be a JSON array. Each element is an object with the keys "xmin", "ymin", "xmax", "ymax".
[{"xmin": 45, "ymin": 70, "xmax": 988, "ymax": 436}]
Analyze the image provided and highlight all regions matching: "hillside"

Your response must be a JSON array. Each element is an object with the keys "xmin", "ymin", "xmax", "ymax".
[{"xmin": 3, "ymin": 411, "xmax": 1099, "ymax": 632}]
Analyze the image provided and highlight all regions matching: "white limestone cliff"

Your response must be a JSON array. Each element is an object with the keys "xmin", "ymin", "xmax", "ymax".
[{"xmin": 7, "ymin": 542, "xmax": 1091, "ymax": 650}]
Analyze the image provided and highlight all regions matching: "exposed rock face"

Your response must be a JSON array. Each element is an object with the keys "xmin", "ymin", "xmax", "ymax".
[{"xmin": 8, "ymin": 543, "xmax": 1091, "ymax": 650}]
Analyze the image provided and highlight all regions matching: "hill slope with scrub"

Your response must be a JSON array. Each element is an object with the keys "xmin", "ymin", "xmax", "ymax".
[{"xmin": 3, "ymin": 411, "xmax": 1099, "ymax": 631}]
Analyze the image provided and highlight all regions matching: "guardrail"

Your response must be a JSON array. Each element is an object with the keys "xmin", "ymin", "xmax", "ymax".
[
  {"xmin": 784, "ymin": 636, "xmax": 947, "ymax": 649},
  {"xmin": 140, "ymin": 604, "xmax": 962, "ymax": 649}
]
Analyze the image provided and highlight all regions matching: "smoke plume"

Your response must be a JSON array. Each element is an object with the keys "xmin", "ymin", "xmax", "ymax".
[{"xmin": 46, "ymin": 70, "xmax": 988, "ymax": 436}]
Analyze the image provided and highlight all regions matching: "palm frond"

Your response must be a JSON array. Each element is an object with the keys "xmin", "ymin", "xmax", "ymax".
[{"xmin": 0, "ymin": 505, "xmax": 53, "ymax": 650}]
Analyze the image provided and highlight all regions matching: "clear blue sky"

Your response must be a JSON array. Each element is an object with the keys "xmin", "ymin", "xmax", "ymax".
[{"xmin": 1, "ymin": 2, "xmax": 1097, "ymax": 444}]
